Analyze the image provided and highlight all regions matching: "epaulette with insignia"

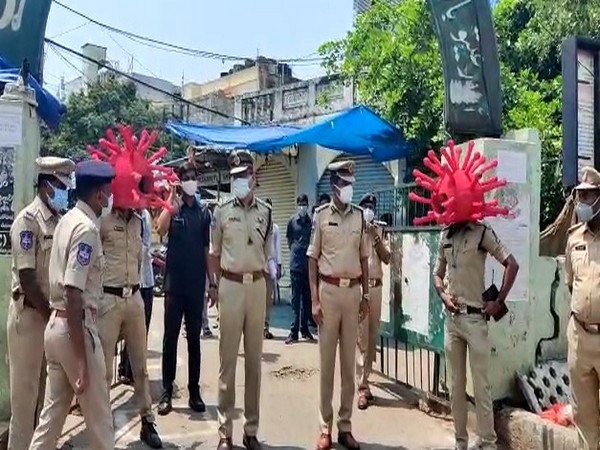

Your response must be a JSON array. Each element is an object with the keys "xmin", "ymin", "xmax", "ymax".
[
  {"xmin": 314, "ymin": 204, "xmax": 328, "ymax": 214},
  {"xmin": 256, "ymin": 198, "xmax": 271, "ymax": 210},
  {"xmin": 23, "ymin": 210, "xmax": 35, "ymax": 221},
  {"xmin": 568, "ymin": 222, "xmax": 584, "ymax": 234},
  {"xmin": 221, "ymin": 199, "xmax": 235, "ymax": 207}
]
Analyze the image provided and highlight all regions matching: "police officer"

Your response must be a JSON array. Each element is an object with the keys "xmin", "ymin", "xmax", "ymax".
[
  {"xmin": 355, "ymin": 193, "xmax": 390, "ymax": 410},
  {"xmin": 433, "ymin": 219, "xmax": 518, "ymax": 450},
  {"xmin": 307, "ymin": 160, "xmax": 369, "ymax": 450},
  {"xmin": 565, "ymin": 166, "xmax": 600, "ymax": 450},
  {"xmin": 98, "ymin": 204, "xmax": 162, "ymax": 447},
  {"xmin": 207, "ymin": 150, "xmax": 273, "ymax": 450},
  {"xmin": 155, "ymin": 162, "xmax": 211, "ymax": 415},
  {"xmin": 29, "ymin": 160, "xmax": 116, "ymax": 450},
  {"xmin": 7, "ymin": 157, "xmax": 74, "ymax": 450}
]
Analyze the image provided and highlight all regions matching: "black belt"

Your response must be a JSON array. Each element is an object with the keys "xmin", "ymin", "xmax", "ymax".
[
  {"xmin": 456, "ymin": 304, "xmax": 484, "ymax": 315},
  {"xmin": 103, "ymin": 285, "xmax": 140, "ymax": 298},
  {"xmin": 12, "ymin": 291, "xmax": 35, "ymax": 308}
]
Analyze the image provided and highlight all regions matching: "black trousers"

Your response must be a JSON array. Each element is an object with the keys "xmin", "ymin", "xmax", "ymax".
[
  {"xmin": 290, "ymin": 270, "xmax": 311, "ymax": 336},
  {"xmin": 162, "ymin": 290, "xmax": 203, "ymax": 394},
  {"xmin": 119, "ymin": 287, "xmax": 153, "ymax": 379}
]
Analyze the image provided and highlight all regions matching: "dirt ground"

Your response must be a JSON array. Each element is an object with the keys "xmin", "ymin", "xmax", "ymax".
[{"xmin": 59, "ymin": 299, "xmax": 457, "ymax": 450}]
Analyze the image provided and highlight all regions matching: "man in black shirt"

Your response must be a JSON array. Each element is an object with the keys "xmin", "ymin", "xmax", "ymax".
[
  {"xmin": 285, "ymin": 194, "xmax": 315, "ymax": 344},
  {"xmin": 155, "ymin": 162, "xmax": 211, "ymax": 416}
]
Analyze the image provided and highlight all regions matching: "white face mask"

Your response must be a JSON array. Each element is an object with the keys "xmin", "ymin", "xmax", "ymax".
[
  {"xmin": 101, "ymin": 193, "xmax": 113, "ymax": 218},
  {"xmin": 363, "ymin": 208, "xmax": 375, "ymax": 223},
  {"xmin": 181, "ymin": 179, "xmax": 198, "ymax": 196},
  {"xmin": 232, "ymin": 177, "xmax": 251, "ymax": 199},
  {"xmin": 337, "ymin": 185, "xmax": 353, "ymax": 204},
  {"xmin": 576, "ymin": 196, "xmax": 600, "ymax": 223},
  {"xmin": 297, "ymin": 205, "xmax": 308, "ymax": 216}
]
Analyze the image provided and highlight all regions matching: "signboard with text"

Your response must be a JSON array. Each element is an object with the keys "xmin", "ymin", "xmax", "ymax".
[{"xmin": 429, "ymin": 0, "xmax": 503, "ymax": 138}]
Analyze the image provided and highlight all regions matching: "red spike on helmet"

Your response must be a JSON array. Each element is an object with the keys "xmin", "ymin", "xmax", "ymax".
[
  {"xmin": 408, "ymin": 140, "xmax": 510, "ymax": 225},
  {"xmin": 87, "ymin": 124, "xmax": 179, "ymax": 213}
]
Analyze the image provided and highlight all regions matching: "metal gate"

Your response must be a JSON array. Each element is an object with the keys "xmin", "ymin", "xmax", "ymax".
[{"xmin": 374, "ymin": 184, "xmax": 450, "ymax": 406}]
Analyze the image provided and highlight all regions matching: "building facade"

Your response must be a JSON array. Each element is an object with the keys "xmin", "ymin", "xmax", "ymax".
[{"xmin": 232, "ymin": 76, "xmax": 405, "ymax": 291}]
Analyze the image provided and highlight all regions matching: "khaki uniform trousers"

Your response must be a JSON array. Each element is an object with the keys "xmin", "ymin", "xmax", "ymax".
[
  {"xmin": 29, "ymin": 312, "xmax": 114, "ymax": 450},
  {"xmin": 567, "ymin": 315, "xmax": 600, "ymax": 450},
  {"xmin": 445, "ymin": 313, "xmax": 496, "ymax": 450},
  {"xmin": 318, "ymin": 282, "xmax": 361, "ymax": 434},
  {"xmin": 98, "ymin": 291, "xmax": 154, "ymax": 421},
  {"xmin": 217, "ymin": 277, "xmax": 266, "ymax": 439},
  {"xmin": 356, "ymin": 285, "xmax": 382, "ymax": 393},
  {"xmin": 7, "ymin": 298, "xmax": 46, "ymax": 450}
]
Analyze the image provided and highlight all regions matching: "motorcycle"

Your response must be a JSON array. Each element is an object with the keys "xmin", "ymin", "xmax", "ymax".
[{"xmin": 151, "ymin": 244, "xmax": 167, "ymax": 297}]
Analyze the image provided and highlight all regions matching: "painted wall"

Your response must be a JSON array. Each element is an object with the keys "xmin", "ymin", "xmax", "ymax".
[{"xmin": 0, "ymin": 83, "xmax": 40, "ymax": 419}]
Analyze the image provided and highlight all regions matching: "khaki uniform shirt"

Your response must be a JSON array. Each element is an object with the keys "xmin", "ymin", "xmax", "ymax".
[
  {"xmin": 209, "ymin": 197, "xmax": 274, "ymax": 273},
  {"xmin": 433, "ymin": 222, "xmax": 510, "ymax": 308},
  {"xmin": 367, "ymin": 226, "xmax": 386, "ymax": 280},
  {"xmin": 10, "ymin": 196, "xmax": 59, "ymax": 298},
  {"xmin": 565, "ymin": 223, "xmax": 600, "ymax": 323},
  {"xmin": 100, "ymin": 211, "xmax": 142, "ymax": 287},
  {"xmin": 307, "ymin": 202, "xmax": 369, "ymax": 279},
  {"xmin": 48, "ymin": 201, "xmax": 104, "ymax": 311}
]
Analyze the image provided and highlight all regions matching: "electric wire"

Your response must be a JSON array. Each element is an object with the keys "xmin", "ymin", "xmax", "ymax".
[
  {"xmin": 45, "ymin": 39, "xmax": 251, "ymax": 125},
  {"xmin": 52, "ymin": 0, "xmax": 325, "ymax": 64}
]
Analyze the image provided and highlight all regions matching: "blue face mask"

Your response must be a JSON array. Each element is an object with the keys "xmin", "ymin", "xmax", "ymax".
[{"xmin": 48, "ymin": 184, "xmax": 69, "ymax": 212}]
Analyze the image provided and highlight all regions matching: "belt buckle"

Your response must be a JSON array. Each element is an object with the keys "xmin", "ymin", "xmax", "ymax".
[
  {"xmin": 457, "ymin": 304, "xmax": 467, "ymax": 315},
  {"xmin": 339, "ymin": 278, "xmax": 350, "ymax": 288},
  {"xmin": 123, "ymin": 287, "xmax": 132, "ymax": 298},
  {"xmin": 242, "ymin": 273, "xmax": 254, "ymax": 285}
]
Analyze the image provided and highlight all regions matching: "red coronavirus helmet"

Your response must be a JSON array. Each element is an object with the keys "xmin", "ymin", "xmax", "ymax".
[
  {"xmin": 408, "ymin": 140, "xmax": 509, "ymax": 225},
  {"xmin": 87, "ymin": 124, "xmax": 178, "ymax": 212}
]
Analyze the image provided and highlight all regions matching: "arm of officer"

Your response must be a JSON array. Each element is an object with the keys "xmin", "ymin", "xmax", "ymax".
[
  {"xmin": 64, "ymin": 226, "xmax": 96, "ymax": 365},
  {"xmin": 307, "ymin": 214, "xmax": 321, "ymax": 305},
  {"xmin": 360, "ymin": 217, "xmax": 370, "ymax": 296},
  {"xmin": 374, "ymin": 228, "xmax": 391, "ymax": 265},
  {"xmin": 481, "ymin": 226, "xmax": 519, "ymax": 302},
  {"xmin": 432, "ymin": 236, "xmax": 447, "ymax": 298},
  {"xmin": 156, "ymin": 192, "xmax": 181, "ymax": 237},
  {"xmin": 264, "ymin": 213, "xmax": 275, "ymax": 262},
  {"xmin": 564, "ymin": 237, "xmax": 573, "ymax": 295},
  {"xmin": 11, "ymin": 215, "xmax": 51, "ymax": 318},
  {"xmin": 207, "ymin": 206, "xmax": 223, "ymax": 286}
]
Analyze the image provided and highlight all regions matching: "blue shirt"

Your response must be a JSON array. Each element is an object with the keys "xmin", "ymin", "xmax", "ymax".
[{"xmin": 286, "ymin": 212, "xmax": 312, "ymax": 273}]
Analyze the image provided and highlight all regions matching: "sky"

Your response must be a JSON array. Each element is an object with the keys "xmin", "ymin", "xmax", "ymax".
[{"xmin": 42, "ymin": 0, "xmax": 354, "ymax": 94}]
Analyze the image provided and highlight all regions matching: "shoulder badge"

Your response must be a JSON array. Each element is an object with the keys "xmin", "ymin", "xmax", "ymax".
[
  {"xmin": 256, "ymin": 198, "xmax": 271, "ymax": 210},
  {"xmin": 315, "ymin": 204, "xmax": 328, "ymax": 214},
  {"xmin": 19, "ymin": 230, "xmax": 33, "ymax": 250},
  {"xmin": 76, "ymin": 242, "xmax": 93, "ymax": 266}
]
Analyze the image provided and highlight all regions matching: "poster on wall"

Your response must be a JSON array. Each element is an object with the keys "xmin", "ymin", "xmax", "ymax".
[
  {"xmin": 401, "ymin": 234, "xmax": 431, "ymax": 335},
  {"xmin": 0, "ymin": 146, "xmax": 15, "ymax": 255},
  {"xmin": 484, "ymin": 150, "xmax": 531, "ymax": 301}
]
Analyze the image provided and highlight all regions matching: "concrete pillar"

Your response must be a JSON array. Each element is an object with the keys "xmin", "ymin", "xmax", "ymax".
[{"xmin": 0, "ymin": 77, "xmax": 40, "ymax": 420}]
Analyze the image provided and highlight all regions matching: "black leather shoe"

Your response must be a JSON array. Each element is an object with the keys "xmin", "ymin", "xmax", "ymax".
[
  {"xmin": 188, "ymin": 391, "xmax": 206, "ymax": 413},
  {"xmin": 338, "ymin": 432, "xmax": 360, "ymax": 450},
  {"xmin": 264, "ymin": 328, "xmax": 274, "ymax": 339},
  {"xmin": 301, "ymin": 331, "xmax": 316, "ymax": 342},
  {"xmin": 157, "ymin": 391, "xmax": 172, "ymax": 416},
  {"xmin": 217, "ymin": 438, "xmax": 233, "ymax": 450},
  {"xmin": 243, "ymin": 434, "xmax": 262, "ymax": 450},
  {"xmin": 140, "ymin": 418, "xmax": 163, "ymax": 448}
]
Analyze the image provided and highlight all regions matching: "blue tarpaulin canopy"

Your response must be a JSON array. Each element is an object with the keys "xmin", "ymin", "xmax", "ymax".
[
  {"xmin": 0, "ymin": 56, "xmax": 66, "ymax": 130},
  {"xmin": 166, "ymin": 105, "xmax": 412, "ymax": 162}
]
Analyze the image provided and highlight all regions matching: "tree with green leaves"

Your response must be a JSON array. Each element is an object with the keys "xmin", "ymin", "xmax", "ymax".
[
  {"xmin": 319, "ymin": 0, "xmax": 600, "ymax": 227},
  {"xmin": 41, "ymin": 74, "xmax": 184, "ymax": 161}
]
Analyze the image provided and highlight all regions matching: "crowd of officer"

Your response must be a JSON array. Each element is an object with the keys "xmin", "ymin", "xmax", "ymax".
[{"xmin": 12, "ymin": 148, "xmax": 600, "ymax": 450}]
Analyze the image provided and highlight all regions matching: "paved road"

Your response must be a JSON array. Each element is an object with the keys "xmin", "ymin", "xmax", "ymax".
[{"xmin": 59, "ymin": 298, "xmax": 456, "ymax": 450}]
